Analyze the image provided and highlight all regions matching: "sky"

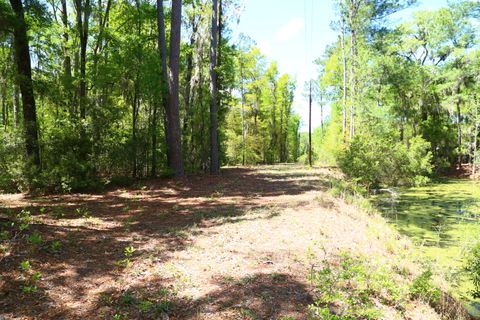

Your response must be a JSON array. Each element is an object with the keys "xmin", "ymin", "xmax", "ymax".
[{"xmin": 231, "ymin": 0, "xmax": 449, "ymax": 131}]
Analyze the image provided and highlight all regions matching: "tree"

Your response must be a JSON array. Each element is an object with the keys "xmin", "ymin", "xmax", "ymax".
[
  {"xmin": 9, "ymin": 0, "xmax": 41, "ymax": 170},
  {"xmin": 209, "ymin": 0, "xmax": 220, "ymax": 174},
  {"xmin": 163, "ymin": 0, "xmax": 184, "ymax": 177}
]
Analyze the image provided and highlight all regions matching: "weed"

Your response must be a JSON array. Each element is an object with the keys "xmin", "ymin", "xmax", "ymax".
[
  {"xmin": 20, "ymin": 260, "xmax": 31, "ymax": 271},
  {"xmin": 50, "ymin": 240, "xmax": 61, "ymax": 252},
  {"xmin": 409, "ymin": 269, "xmax": 441, "ymax": 303},
  {"xmin": 112, "ymin": 313, "xmax": 128, "ymax": 320},
  {"xmin": 17, "ymin": 210, "xmax": 33, "ymax": 231},
  {"xmin": 238, "ymin": 308, "xmax": 259, "ymax": 319},
  {"xmin": 50, "ymin": 207, "xmax": 65, "ymax": 219},
  {"xmin": 75, "ymin": 207, "xmax": 91, "ymax": 218},
  {"xmin": 308, "ymin": 252, "xmax": 404, "ymax": 319},
  {"xmin": 100, "ymin": 292, "xmax": 114, "ymax": 305},
  {"xmin": 138, "ymin": 300, "xmax": 153, "ymax": 313},
  {"xmin": 19, "ymin": 260, "xmax": 41, "ymax": 294},
  {"xmin": 27, "ymin": 232, "xmax": 43, "ymax": 245},
  {"xmin": 116, "ymin": 246, "xmax": 135, "ymax": 268},
  {"xmin": 0, "ymin": 230, "xmax": 9, "ymax": 240}
]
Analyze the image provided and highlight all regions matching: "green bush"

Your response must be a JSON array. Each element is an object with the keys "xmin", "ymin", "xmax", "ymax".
[
  {"xmin": 337, "ymin": 134, "xmax": 432, "ymax": 189},
  {"xmin": 465, "ymin": 243, "xmax": 480, "ymax": 299}
]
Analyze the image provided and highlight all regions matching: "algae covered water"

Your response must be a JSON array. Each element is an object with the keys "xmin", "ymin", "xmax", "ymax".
[{"xmin": 373, "ymin": 179, "xmax": 480, "ymax": 312}]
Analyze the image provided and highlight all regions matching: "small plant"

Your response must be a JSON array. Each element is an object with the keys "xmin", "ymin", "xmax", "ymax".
[
  {"xmin": 124, "ymin": 246, "xmax": 135, "ymax": 257},
  {"xmin": 50, "ymin": 207, "xmax": 65, "ymax": 219},
  {"xmin": 238, "ymin": 308, "xmax": 259, "ymax": 320},
  {"xmin": 19, "ymin": 260, "xmax": 41, "ymax": 294},
  {"xmin": 112, "ymin": 313, "xmax": 127, "ymax": 320},
  {"xmin": 138, "ymin": 300, "xmax": 153, "ymax": 313},
  {"xmin": 27, "ymin": 232, "xmax": 43, "ymax": 245},
  {"xmin": 20, "ymin": 259, "xmax": 31, "ymax": 271},
  {"xmin": 17, "ymin": 210, "xmax": 33, "ymax": 231},
  {"xmin": 0, "ymin": 230, "xmax": 9, "ymax": 240},
  {"xmin": 50, "ymin": 240, "xmax": 62, "ymax": 252},
  {"xmin": 75, "ymin": 207, "xmax": 91, "ymax": 218},
  {"xmin": 116, "ymin": 246, "xmax": 135, "ymax": 268},
  {"xmin": 409, "ymin": 269, "xmax": 441, "ymax": 303},
  {"xmin": 119, "ymin": 291, "xmax": 136, "ymax": 305}
]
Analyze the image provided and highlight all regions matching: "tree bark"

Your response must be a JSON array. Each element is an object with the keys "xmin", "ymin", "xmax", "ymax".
[
  {"xmin": 13, "ymin": 85, "xmax": 19, "ymax": 128},
  {"xmin": 308, "ymin": 81, "xmax": 312, "ymax": 167},
  {"xmin": 60, "ymin": 0, "xmax": 73, "ymax": 115},
  {"xmin": 9, "ymin": 0, "xmax": 41, "ymax": 169},
  {"xmin": 455, "ymin": 84, "xmax": 462, "ymax": 164},
  {"xmin": 209, "ymin": 0, "xmax": 220, "ymax": 174},
  {"xmin": 156, "ymin": 0, "xmax": 172, "ymax": 172},
  {"xmin": 349, "ymin": 25, "xmax": 356, "ymax": 139},
  {"xmin": 167, "ymin": 0, "xmax": 184, "ymax": 176},
  {"xmin": 340, "ymin": 16, "xmax": 347, "ymax": 142},
  {"xmin": 74, "ymin": 0, "xmax": 90, "ymax": 120}
]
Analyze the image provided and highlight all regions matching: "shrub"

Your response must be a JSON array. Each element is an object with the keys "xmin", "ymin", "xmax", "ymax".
[
  {"xmin": 465, "ymin": 243, "xmax": 480, "ymax": 298},
  {"xmin": 337, "ymin": 134, "xmax": 432, "ymax": 190}
]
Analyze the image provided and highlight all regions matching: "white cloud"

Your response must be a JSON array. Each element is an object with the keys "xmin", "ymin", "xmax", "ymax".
[{"xmin": 274, "ymin": 17, "xmax": 304, "ymax": 43}]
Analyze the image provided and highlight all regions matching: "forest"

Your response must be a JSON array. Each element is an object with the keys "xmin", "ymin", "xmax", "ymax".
[
  {"xmin": 0, "ymin": 0, "xmax": 300, "ymax": 193},
  {"xmin": 1, "ymin": 0, "xmax": 480, "ymax": 319}
]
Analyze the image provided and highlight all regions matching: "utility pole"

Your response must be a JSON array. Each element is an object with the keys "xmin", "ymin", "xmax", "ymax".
[{"xmin": 308, "ymin": 80, "xmax": 312, "ymax": 167}]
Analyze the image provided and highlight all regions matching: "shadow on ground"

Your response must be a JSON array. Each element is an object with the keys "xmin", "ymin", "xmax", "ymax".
[{"xmin": 0, "ymin": 166, "xmax": 328, "ymax": 319}]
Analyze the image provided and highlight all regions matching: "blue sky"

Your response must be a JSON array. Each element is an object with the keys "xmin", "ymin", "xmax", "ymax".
[{"xmin": 231, "ymin": 0, "xmax": 449, "ymax": 131}]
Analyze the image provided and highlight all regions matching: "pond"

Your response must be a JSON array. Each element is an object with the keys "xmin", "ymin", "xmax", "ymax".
[{"xmin": 373, "ymin": 179, "xmax": 480, "ymax": 314}]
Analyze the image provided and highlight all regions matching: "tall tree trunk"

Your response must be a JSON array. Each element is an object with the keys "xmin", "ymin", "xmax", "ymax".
[
  {"xmin": 132, "ymin": 79, "xmax": 139, "ymax": 178},
  {"xmin": 308, "ymin": 81, "xmax": 312, "ymax": 167},
  {"xmin": 156, "ymin": 0, "xmax": 171, "ymax": 170},
  {"xmin": 13, "ymin": 84, "xmax": 19, "ymax": 128},
  {"xmin": 473, "ymin": 95, "xmax": 478, "ymax": 178},
  {"xmin": 1, "ymin": 86, "xmax": 6, "ymax": 128},
  {"xmin": 209, "ymin": 0, "xmax": 220, "ymax": 174},
  {"xmin": 75, "ymin": 0, "xmax": 90, "ymax": 120},
  {"xmin": 456, "ymin": 84, "xmax": 462, "ymax": 164},
  {"xmin": 60, "ymin": 0, "xmax": 73, "ymax": 115},
  {"xmin": 340, "ymin": 16, "xmax": 347, "ymax": 142},
  {"xmin": 349, "ymin": 25, "xmax": 357, "ymax": 139},
  {"xmin": 183, "ymin": 12, "xmax": 197, "ymax": 153},
  {"xmin": 167, "ymin": 0, "xmax": 184, "ymax": 176},
  {"xmin": 9, "ymin": 0, "xmax": 41, "ymax": 169}
]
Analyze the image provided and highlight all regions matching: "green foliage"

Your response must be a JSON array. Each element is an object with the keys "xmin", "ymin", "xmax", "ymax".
[
  {"xmin": 26, "ymin": 232, "xmax": 42, "ymax": 245},
  {"xmin": 465, "ymin": 243, "xmax": 480, "ymax": 298},
  {"xmin": 338, "ymin": 134, "xmax": 432, "ymax": 189},
  {"xmin": 308, "ymin": 252, "xmax": 404, "ymax": 319},
  {"xmin": 19, "ymin": 260, "xmax": 42, "ymax": 294},
  {"xmin": 225, "ymin": 47, "xmax": 300, "ymax": 165},
  {"xmin": 16, "ymin": 210, "xmax": 33, "ymax": 231},
  {"xmin": 116, "ymin": 245, "xmax": 135, "ymax": 268},
  {"xmin": 409, "ymin": 269, "xmax": 441, "ymax": 303}
]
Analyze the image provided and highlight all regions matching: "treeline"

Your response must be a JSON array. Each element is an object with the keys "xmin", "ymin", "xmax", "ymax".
[
  {"xmin": 310, "ymin": 0, "xmax": 480, "ymax": 188},
  {"xmin": 0, "ymin": 0, "xmax": 299, "ymax": 192}
]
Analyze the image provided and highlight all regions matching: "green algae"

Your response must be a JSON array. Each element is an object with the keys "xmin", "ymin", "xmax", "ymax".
[{"xmin": 373, "ymin": 179, "xmax": 480, "ymax": 314}]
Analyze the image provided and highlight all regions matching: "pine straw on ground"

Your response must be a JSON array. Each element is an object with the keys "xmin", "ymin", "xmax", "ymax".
[{"xmin": 0, "ymin": 165, "xmax": 443, "ymax": 319}]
